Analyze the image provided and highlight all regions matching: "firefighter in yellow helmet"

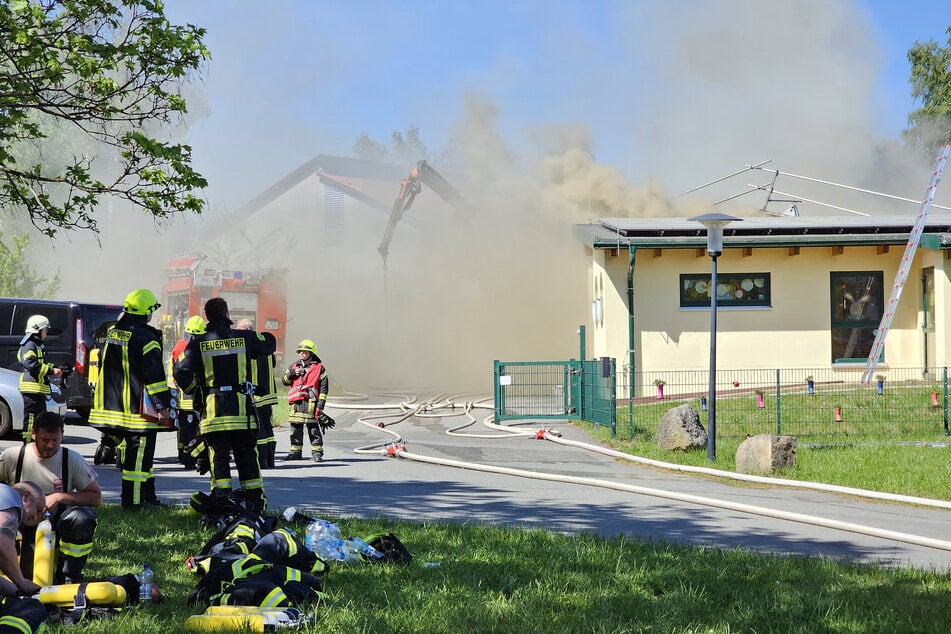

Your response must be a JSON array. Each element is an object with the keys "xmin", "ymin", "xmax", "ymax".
[
  {"xmin": 17, "ymin": 314, "xmax": 63, "ymax": 442},
  {"xmin": 282, "ymin": 339, "xmax": 330, "ymax": 462},
  {"xmin": 88, "ymin": 289, "xmax": 173, "ymax": 510},
  {"xmin": 169, "ymin": 316, "xmax": 206, "ymax": 470},
  {"xmin": 235, "ymin": 319, "xmax": 278, "ymax": 469},
  {"xmin": 173, "ymin": 298, "xmax": 275, "ymax": 514}
]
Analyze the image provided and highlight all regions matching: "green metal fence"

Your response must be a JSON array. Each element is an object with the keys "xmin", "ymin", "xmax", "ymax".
[
  {"xmin": 617, "ymin": 366, "xmax": 951, "ymax": 441},
  {"xmin": 493, "ymin": 359, "xmax": 617, "ymax": 434}
]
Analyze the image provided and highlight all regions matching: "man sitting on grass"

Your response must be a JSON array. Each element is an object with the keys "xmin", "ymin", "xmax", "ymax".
[{"xmin": 0, "ymin": 412, "xmax": 101, "ymax": 584}]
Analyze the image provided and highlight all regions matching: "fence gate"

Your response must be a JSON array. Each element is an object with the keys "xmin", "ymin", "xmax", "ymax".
[{"xmin": 494, "ymin": 359, "xmax": 616, "ymax": 434}]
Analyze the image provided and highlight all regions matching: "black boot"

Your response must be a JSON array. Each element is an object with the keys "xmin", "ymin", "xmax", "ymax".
[
  {"xmin": 283, "ymin": 450, "xmax": 303, "ymax": 461},
  {"xmin": 267, "ymin": 442, "xmax": 277, "ymax": 469}
]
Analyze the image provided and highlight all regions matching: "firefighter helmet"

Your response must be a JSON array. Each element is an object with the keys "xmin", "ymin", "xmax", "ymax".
[
  {"xmin": 184, "ymin": 316, "xmax": 206, "ymax": 335},
  {"xmin": 25, "ymin": 315, "xmax": 51, "ymax": 334},
  {"xmin": 296, "ymin": 340, "xmax": 318, "ymax": 356},
  {"xmin": 122, "ymin": 288, "xmax": 161, "ymax": 316}
]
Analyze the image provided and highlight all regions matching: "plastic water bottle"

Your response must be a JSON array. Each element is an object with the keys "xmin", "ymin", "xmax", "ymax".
[
  {"xmin": 306, "ymin": 520, "xmax": 343, "ymax": 559},
  {"xmin": 138, "ymin": 563, "xmax": 153, "ymax": 604},
  {"xmin": 344, "ymin": 537, "xmax": 384, "ymax": 561}
]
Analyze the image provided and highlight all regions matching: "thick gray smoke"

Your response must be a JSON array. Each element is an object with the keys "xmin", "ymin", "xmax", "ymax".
[{"xmin": 25, "ymin": 0, "xmax": 948, "ymax": 391}]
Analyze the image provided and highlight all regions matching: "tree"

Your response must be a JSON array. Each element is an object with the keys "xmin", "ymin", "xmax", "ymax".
[
  {"xmin": 904, "ymin": 27, "xmax": 951, "ymax": 156},
  {"xmin": 353, "ymin": 126, "xmax": 429, "ymax": 165},
  {"xmin": 0, "ymin": 231, "xmax": 61, "ymax": 298},
  {"xmin": 0, "ymin": 0, "xmax": 210, "ymax": 236}
]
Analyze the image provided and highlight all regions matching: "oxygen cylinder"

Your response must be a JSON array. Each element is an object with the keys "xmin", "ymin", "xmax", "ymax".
[
  {"xmin": 32, "ymin": 512, "xmax": 56, "ymax": 586},
  {"xmin": 37, "ymin": 582, "xmax": 122, "ymax": 607},
  {"xmin": 183, "ymin": 614, "xmax": 271, "ymax": 632},
  {"xmin": 203, "ymin": 606, "xmax": 298, "ymax": 623}
]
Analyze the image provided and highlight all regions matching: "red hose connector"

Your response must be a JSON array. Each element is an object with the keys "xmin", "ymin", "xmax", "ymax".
[{"xmin": 385, "ymin": 444, "xmax": 406, "ymax": 457}]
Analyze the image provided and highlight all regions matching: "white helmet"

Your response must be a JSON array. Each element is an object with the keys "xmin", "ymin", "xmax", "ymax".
[{"xmin": 26, "ymin": 315, "xmax": 51, "ymax": 334}]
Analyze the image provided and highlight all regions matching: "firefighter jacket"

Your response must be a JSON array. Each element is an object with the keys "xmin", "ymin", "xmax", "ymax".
[
  {"xmin": 88, "ymin": 314, "xmax": 172, "ymax": 433},
  {"xmin": 173, "ymin": 318, "xmax": 276, "ymax": 435},
  {"xmin": 282, "ymin": 358, "xmax": 327, "ymax": 423},
  {"xmin": 18, "ymin": 333, "xmax": 53, "ymax": 396},
  {"xmin": 251, "ymin": 348, "xmax": 278, "ymax": 408},
  {"xmin": 168, "ymin": 338, "xmax": 196, "ymax": 411}
]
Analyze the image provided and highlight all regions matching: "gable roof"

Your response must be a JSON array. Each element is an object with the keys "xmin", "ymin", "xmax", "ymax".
[
  {"xmin": 573, "ymin": 214, "xmax": 951, "ymax": 250},
  {"xmin": 233, "ymin": 154, "xmax": 409, "ymax": 221}
]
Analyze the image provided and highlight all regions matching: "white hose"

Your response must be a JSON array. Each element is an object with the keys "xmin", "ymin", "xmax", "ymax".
[
  {"xmin": 545, "ymin": 434, "xmax": 951, "ymax": 511},
  {"xmin": 393, "ymin": 447, "xmax": 951, "ymax": 552},
  {"xmin": 324, "ymin": 393, "xmax": 951, "ymax": 551}
]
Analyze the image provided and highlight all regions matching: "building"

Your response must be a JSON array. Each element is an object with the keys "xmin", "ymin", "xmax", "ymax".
[{"xmin": 573, "ymin": 215, "xmax": 951, "ymax": 395}]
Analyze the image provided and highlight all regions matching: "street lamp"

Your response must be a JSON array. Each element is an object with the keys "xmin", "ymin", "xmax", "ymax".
[{"xmin": 689, "ymin": 212, "xmax": 742, "ymax": 461}]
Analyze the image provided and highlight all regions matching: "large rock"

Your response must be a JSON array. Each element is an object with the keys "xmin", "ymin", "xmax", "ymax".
[
  {"xmin": 735, "ymin": 434, "xmax": 797, "ymax": 474},
  {"xmin": 656, "ymin": 404, "xmax": 707, "ymax": 451}
]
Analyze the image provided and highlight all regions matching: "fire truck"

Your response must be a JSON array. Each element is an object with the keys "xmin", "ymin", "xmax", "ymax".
[{"xmin": 160, "ymin": 253, "xmax": 288, "ymax": 364}]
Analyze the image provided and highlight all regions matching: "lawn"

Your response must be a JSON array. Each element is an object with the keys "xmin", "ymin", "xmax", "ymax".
[{"xmin": 45, "ymin": 505, "xmax": 951, "ymax": 633}]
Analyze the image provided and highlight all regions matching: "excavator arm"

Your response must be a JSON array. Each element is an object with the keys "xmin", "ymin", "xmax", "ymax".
[{"xmin": 377, "ymin": 160, "xmax": 461, "ymax": 262}]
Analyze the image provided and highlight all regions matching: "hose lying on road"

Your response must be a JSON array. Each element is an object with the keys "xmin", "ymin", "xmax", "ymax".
[
  {"xmin": 391, "ymin": 443, "xmax": 951, "ymax": 553},
  {"xmin": 326, "ymin": 394, "xmax": 951, "ymax": 551}
]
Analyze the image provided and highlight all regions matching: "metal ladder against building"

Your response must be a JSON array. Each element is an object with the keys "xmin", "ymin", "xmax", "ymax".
[{"xmin": 861, "ymin": 144, "xmax": 951, "ymax": 383}]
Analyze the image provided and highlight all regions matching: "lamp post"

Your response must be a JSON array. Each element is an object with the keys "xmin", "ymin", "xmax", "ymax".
[{"xmin": 689, "ymin": 212, "xmax": 742, "ymax": 461}]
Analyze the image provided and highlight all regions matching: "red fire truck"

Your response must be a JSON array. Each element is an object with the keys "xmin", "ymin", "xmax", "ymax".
[{"xmin": 160, "ymin": 253, "xmax": 288, "ymax": 364}]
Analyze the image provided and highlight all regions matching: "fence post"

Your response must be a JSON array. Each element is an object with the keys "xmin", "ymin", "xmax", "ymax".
[
  {"xmin": 775, "ymin": 368, "xmax": 781, "ymax": 435},
  {"xmin": 944, "ymin": 367, "xmax": 949, "ymax": 436},
  {"xmin": 493, "ymin": 360, "xmax": 502, "ymax": 424}
]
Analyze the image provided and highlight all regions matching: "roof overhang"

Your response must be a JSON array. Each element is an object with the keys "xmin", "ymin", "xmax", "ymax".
[{"xmin": 573, "ymin": 214, "xmax": 951, "ymax": 251}]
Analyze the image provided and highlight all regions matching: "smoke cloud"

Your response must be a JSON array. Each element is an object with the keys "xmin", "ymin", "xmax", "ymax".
[{"xmin": 24, "ymin": 0, "xmax": 948, "ymax": 391}]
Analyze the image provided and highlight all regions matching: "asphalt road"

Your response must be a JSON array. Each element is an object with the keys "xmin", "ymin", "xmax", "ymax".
[{"xmin": 8, "ymin": 400, "xmax": 951, "ymax": 572}]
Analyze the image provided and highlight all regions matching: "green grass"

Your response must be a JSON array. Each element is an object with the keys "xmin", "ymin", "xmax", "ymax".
[
  {"xmin": 620, "ymin": 383, "xmax": 950, "ymax": 440},
  {"xmin": 590, "ymin": 416, "xmax": 951, "ymax": 501},
  {"xmin": 46, "ymin": 507, "xmax": 951, "ymax": 633},
  {"xmin": 38, "ymin": 403, "xmax": 951, "ymax": 633}
]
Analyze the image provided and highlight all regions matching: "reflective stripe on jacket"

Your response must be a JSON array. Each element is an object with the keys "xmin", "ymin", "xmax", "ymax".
[
  {"xmin": 88, "ymin": 314, "xmax": 171, "ymax": 432},
  {"xmin": 173, "ymin": 319, "xmax": 276, "ymax": 434},
  {"xmin": 18, "ymin": 335, "xmax": 52, "ymax": 395}
]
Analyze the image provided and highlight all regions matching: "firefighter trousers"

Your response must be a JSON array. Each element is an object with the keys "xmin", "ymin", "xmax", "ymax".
[
  {"xmin": 205, "ymin": 429, "xmax": 266, "ymax": 511},
  {"xmin": 289, "ymin": 422, "xmax": 323, "ymax": 457},
  {"xmin": 19, "ymin": 505, "xmax": 97, "ymax": 583},
  {"xmin": 121, "ymin": 431, "xmax": 158, "ymax": 508},
  {"xmin": 20, "ymin": 393, "xmax": 47, "ymax": 443}
]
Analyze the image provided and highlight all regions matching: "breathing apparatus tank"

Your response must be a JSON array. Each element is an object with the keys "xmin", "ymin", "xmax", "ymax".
[{"xmin": 33, "ymin": 512, "xmax": 56, "ymax": 586}]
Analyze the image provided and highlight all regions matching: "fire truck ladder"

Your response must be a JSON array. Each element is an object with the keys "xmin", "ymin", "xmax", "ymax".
[{"xmin": 861, "ymin": 144, "xmax": 951, "ymax": 383}]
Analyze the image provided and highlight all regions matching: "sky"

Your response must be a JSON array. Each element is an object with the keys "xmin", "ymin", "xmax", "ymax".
[
  {"xmin": 34, "ymin": 0, "xmax": 951, "ymax": 389},
  {"xmin": 159, "ymin": 0, "xmax": 951, "ymax": 215}
]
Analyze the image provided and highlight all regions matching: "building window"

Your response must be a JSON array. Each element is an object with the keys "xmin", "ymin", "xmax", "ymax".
[
  {"xmin": 679, "ymin": 273, "xmax": 771, "ymax": 308},
  {"xmin": 830, "ymin": 271, "xmax": 883, "ymax": 363}
]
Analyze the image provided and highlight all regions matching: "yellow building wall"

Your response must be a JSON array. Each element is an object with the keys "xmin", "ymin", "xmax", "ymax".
[{"xmin": 593, "ymin": 244, "xmax": 951, "ymax": 379}]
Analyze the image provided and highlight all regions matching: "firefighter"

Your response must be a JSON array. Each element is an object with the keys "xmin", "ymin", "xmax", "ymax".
[
  {"xmin": 88, "ymin": 288, "xmax": 173, "ymax": 510},
  {"xmin": 169, "ymin": 316, "xmax": 206, "ymax": 470},
  {"xmin": 236, "ymin": 319, "xmax": 278, "ymax": 469},
  {"xmin": 17, "ymin": 315, "xmax": 63, "ymax": 442},
  {"xmin": 173, "ymin": 298, "xmax": 275, "ymax": 514},
  {"xmin": 282, "ymin": 340, "xmax": 329, "ymax": 463},
  {"xmin": 0, "ymin": 412, "xmax": 101, "ymax": 584}
]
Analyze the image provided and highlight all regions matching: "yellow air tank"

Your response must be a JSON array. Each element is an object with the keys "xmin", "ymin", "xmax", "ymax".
[
  {"xmin": 32, "ymin": 512, "xmax": 56, "ymax": 586},
  {"xmin": 37, "ymin": 581, "xmax": 122, "ymax": 607}
]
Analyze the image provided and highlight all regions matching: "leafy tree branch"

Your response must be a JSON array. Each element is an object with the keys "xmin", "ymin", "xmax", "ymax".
[{"xmin": 0, "ymin": 0, "xmax": 210, "ymax": 236}]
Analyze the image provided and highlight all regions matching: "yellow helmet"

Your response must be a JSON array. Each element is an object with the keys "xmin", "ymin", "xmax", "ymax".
[
  {"xmin": 122, "ymin": 288, "xmax": 161, "ymax": 316},
  {"xmin": 26, "ymin": 314, "xmax": 51, "ymax": 334},
  {"xmin": 296, "ymin": 339, "xmax": 318, "ymax": 356},
  {"xmin": 184, "ymin": 315, "xmax": 206, "ymax": 335}
]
